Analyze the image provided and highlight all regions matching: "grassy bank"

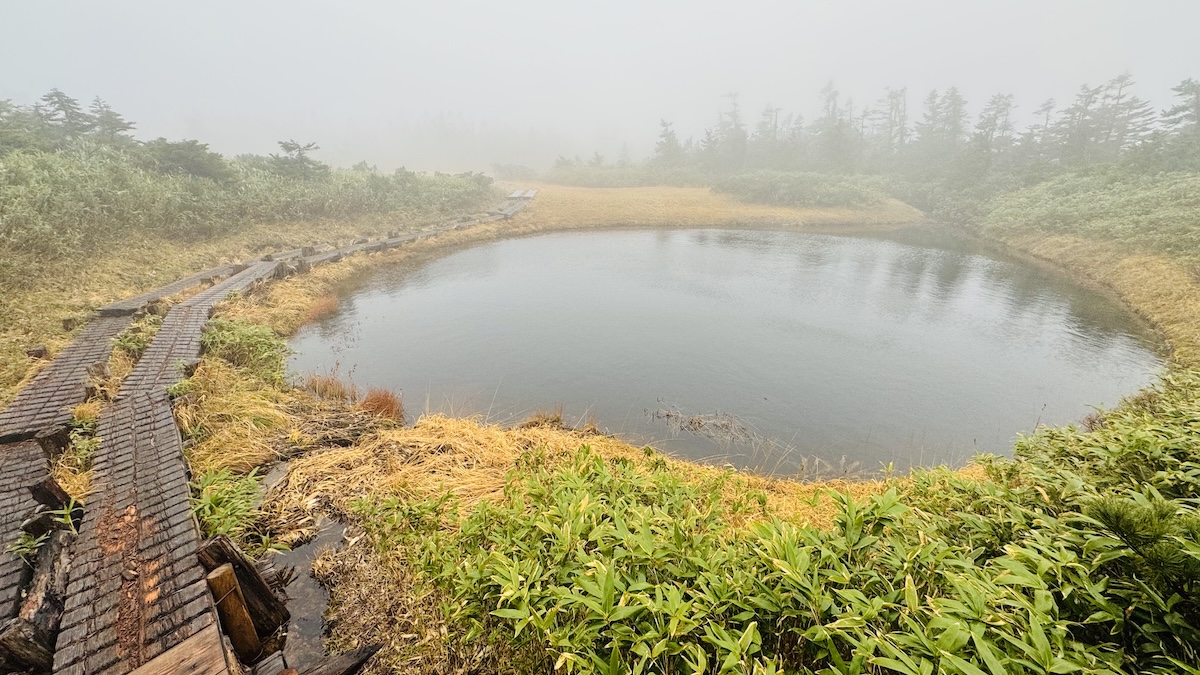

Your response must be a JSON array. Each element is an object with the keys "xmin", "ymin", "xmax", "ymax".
[
  {"xmin": 151, "ymin": 183, "xmax": 1196, "ymax": 674},
  {"xmin": 10, "ymin": 177, "xmax": 1199, "ymax": 672}
]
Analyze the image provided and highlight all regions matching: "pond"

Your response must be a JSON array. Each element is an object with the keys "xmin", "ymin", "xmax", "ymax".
[{"xmin": 289, "ymin": 227, "xmax": 1162, "ymax": 475}]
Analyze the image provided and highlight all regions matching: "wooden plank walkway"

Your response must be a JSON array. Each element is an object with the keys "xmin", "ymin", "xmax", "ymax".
[
  {"xmin": 0, "ymin": 441, "xmax": 50, "ymax": 619},
  {"xmin": 97, "ymin": 264, "xmax": 241, "ymax": 317},
  {"xmin": 127, "ymin": 624, "xmax": 229, "ymax": 675},
  {"xmin": 0, "ymin": 316, "xmax": 134, "ymax": 444},
  {"xmin": 120, "ymin": 261, "xmax": 282, "ymax": 396},
  {"xmin": 0, "ymin": 191, "xmax": 539, "ymax": 673},
  {"xmin": 54, "ymin": 391, "xmax": 215, "ymax": 675}
]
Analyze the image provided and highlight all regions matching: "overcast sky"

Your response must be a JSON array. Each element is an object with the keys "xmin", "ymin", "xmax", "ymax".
[{"xmin": 2, "ymin": 1, "xmax": 1198, "ymax": 170}]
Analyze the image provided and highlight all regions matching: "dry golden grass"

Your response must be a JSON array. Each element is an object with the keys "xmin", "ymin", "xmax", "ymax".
[
  {"xmin": 51, "ymin": 455, "xmax": 93, "ymax": 502},
  {"xmin": 300, "ymin": 372, "xmax": 359, "ymax": 403},
  {"xmin": 357, "ymin": 388, "xmax": 405, "ymax": 422},
  {"xmin": 268, "ymin": 414, "xmax": 885, "ymax": 534},
  {"xmin": 50, "ymin": 401, "xmax": 106, "ymax": 501},
  {"xmin": 513, "ymin": 183, "xmax": 925, "ymax": 232},
  {"xmin": 175, "ymin": 359, "xmax": 293, "ymax": 474},
  {"xmin": 305, "ymin": 293, "xmax": 340, "ymax": 323},
  {"xmin": 71, "ymin": 400, "xmax": 102, "ymax": 426}
]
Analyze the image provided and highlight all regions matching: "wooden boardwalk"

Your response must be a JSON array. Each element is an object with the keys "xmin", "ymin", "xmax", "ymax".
[
  {"xmin": 120, "ymin": 262, "xmax": 283, "ymax": 396},
  {"xmin": 0, "ymin": 191, "xmax": 536, "ymax": 674},
  {"xmin": 0, "ymin": 316, "xmax": 134, "ymax": 444},
  {"xmin": 97, "ymin": 264, "xmax": 240, "ymax": 318},
  {"xmin": 0, "ymin": 441, "xmax": 50, "ymax": 619},
  {"xmin": 54, "ymin": 391, "xmax": 214, "ymax": 675}
]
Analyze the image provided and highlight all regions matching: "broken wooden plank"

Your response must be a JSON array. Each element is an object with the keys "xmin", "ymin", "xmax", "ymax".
[
  {"xmin": 18, "ymin": 529, "xmax": 73, "ymax": 638},
  {"xmin": 207, "ymin": 563, "xmax": 263, "ymax": 664},
  {"xmin": 198, "ymin": 535, "xmax": 290, "ymax": 639},
  {"xmin": 127, "ymin": 624, "xmax": 231, "ymax": 675},
  {"xmin": 0, "ymin": 617, "xmax": 54, "ymax": 673}
]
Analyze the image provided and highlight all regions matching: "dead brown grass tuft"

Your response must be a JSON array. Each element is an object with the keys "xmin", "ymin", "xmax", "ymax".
[
  {"xmin": 305, "ymin": 293, "xmax": 340, "ymax": 323},
  {"xmin": 175, "ymin": 359, "xmax": 292, "ymax": 474},
  {"xmin": 301, "ymin": 372, "xmax": 359, "ymax": 403},
  {"xmin": 71, "ymin": 400, "xmax": 103, "ymax": 427},
  {"xmin": 357, "ymin": 388, "xmax": 405, "ymax": 422}
]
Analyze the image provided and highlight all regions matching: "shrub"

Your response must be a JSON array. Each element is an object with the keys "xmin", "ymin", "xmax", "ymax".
[
  {"xmin": 713, "ymin": 170, "xmax": 889, "ymax": 208},
  {"xmin": 350, "ymin": 368, "xmax": 1200, "ymax": 675},
  {"xmin": 200, "ymin": 318, "xmax": 290, "ymax": 386}
]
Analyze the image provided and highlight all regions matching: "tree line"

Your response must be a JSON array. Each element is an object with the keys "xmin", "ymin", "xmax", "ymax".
[
  {"xmin": 0, "ymin": 90, "xmax": 494, "ymax": 265},
  {"xmin": 547, "ymin": 74, "xmax": 1198, "ymax": 188}
]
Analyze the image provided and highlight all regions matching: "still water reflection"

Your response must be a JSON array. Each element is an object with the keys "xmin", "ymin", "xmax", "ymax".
[{"xmin": 289, "ymin": 228, "xmax": 1161, "ymax": 474}]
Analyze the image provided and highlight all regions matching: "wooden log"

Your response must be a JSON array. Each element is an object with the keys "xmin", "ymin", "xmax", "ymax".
[
  {"xmin": 0, "ymin": 618, "xmax": 54, "ymax": 673},
  {"xmin": 197, "ymin": 536, "xmax": 290, "ymax": 639},
  {"xmin": 20, "ymin": 509, "xmax": 60, "ymax": 538},
  {"xmin": 27, "ymin": 477, "xmax": 70, "ymax": 510},
  {"xmin": 297, "ymin": 645, "xmax": 381, "ymax": 675},
  {"xmin": 206, "ymin": 563, "xmax": 263, "ymax": 664},
  {"xmin": 18, "ymin": 530, "xmax": 74, "ymax": 636}
]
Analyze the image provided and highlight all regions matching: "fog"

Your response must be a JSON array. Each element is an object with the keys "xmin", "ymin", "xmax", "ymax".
[{"xmin": 2, "ymin": 0, "xmax": 1198, "ymax": 171}]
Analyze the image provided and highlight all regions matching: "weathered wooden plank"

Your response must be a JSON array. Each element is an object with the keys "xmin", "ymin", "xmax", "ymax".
[
  {"xmin": 127, "ymin": 624, "xmax": 230, "ymax": 675},
  {"xmin": 0, "ymin": 617, "xmax": 54, "ymax": 672},
  {"xmin": 206, "ymin": 564, "xmax": 262, "ymax": 664},
  {"xmin": 0, "ymin": 315, "xmax": 133, "ymax": 442},
  {"xmin": 18, "ymin": 529, "xmax": 74, "ymax": 637},
  {"xmin": 98, "ymin": 264, "xmax": 239, "ymax": 317},
  {"xmin": 197, "ymin": 536, "xmax": 289, "ymax": 640}
]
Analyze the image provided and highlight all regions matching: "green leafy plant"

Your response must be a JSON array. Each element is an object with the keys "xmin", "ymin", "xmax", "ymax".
[
  {"xmin": 200, "ymin": 319, "xmax": 290, "ymax": 386},
  {"xmin": 191, "ymin": 468, "xmax": 261, "ymax": 539},
  {"xmin": 5, "ymin": 532, "xmax": 49, "ymax": 564},
  {"xmin": 111, "ymin": 314, "xmax": 164, "ymax": 359}
]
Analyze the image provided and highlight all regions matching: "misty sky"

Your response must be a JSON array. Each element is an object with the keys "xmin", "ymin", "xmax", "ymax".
[{"xmin": 2, "ymin": 1, "xmax": 1198, "ymax": 171}]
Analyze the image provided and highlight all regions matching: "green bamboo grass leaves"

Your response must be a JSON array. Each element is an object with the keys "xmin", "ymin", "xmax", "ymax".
[
  {"xmin": 352, "ymin": 387, "xmax": 1200, "ymax": 675},
  {"xmin": 0, "ymin": 143, "xmax": 493, "ymax": 259}
]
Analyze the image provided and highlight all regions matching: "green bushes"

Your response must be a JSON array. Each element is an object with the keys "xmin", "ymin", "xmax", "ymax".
[
  {"xmin": 200, "ymin": 318, "xmax": 290, "ymax": 386},
  {"xmin": 0, "ymin": 142, "xmax": 495, "ymax": 258},
  {"xmin": 350, "ymin": 371, "xmax": 1200, "ymax": 674},
  {"xmin": 713, "ymin": 171, "xmax": 890, "ymax": 208},
  {"xmin": 980, "ymin": 171, "xmax": 1200, "ymax": 255}
]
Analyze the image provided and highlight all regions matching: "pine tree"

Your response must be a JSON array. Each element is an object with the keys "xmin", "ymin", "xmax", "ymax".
[
  {"xmin": 37, "ymin": 89, "xmax": 94, "ymax": 140},
  {"xmin": 88, "ymin": 97, "xmax": 135, "ymax": 145},
  {"xmin": 653, "ymin": 120, "xmax": 684, "ymax": 166},
  {"xmin": 972, "ymin": 93, "xmax": 1016, "ymax": 170},
  {"xmin": 1052, "ymin": 84, "xmax": 1104, "ymax": 165},
  {"xmin": 1160, "ymin": 78, "xmax": 1200, "ymax": 169},
  {"xmin": 812, "ymin": 82, "xmax": 855, "ymax": 172}
]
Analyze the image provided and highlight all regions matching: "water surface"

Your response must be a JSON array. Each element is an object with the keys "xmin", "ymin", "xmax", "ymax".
[{"xmin": 290, "ymin": 227, "xmax": 1161, "ymax": 474}]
